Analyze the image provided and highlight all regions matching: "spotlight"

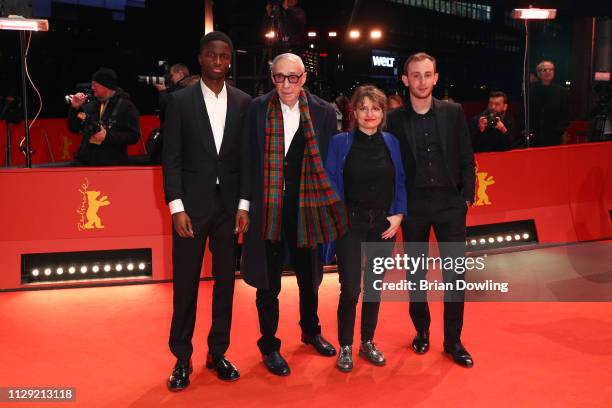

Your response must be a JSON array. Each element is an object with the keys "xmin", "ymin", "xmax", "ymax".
[
  {"xmin": 505, "ymin": 235, "xmax": 512, "ymax": 241},
  {"xmin": 127, "ymin": 263, "xmax": 134, "ymax": 271},
  {"xmin": 32, "ymin": 269, "xmax": 40, "ymax": 277},
  {"xmin": 80, "ymin": 266, "xmax": 87, "ymax": 274},
  {"xmin": 496, "ymin": 236, "xmax": 504, "ymax": 243},
  {"xmin": 307, "ymin": 31, "xmax": 316, "ymax": 37},
  {"xmin": 512, "ymin": 8, "xmax": 557, "ymax": 20},
  {"xmin": 349, "ymin": 30, "xmax": 360, "ymax": 39},
  {"xmin": 488, "ymin": 237, "xmax": 495, "ymax": 243},
  {"xmin": 309, "ymin": 43, "xmax": 314, "ymax": 49},
  {"xmin": 370, "ymin": 30, "xmax": 382, "ymax": 39},
  {"xmin": 522, "ymin": 233, "xmax": 530, "ymax": 240},
  {"xmin": 138, "ymin": 263, "xmax": 146, "ymax": 271},
  {"xmin": 92, "ymin": 265, "xmax": 100, "ymax": 273},
  {"xmin": 328, "ymin": 31, "xmax": 337, "ymax": 37},
  {"xmin": 115, "ymin": 264, "xmax": 123, "ymax": 272},
  {"xmin": 44, "ymin": 268, "xmax": 52, "ymax": 276},
  {"xmin": 265, "ymin": 30, "xmax": 275, "ymax": 39},
  {"xmin": 56, "ymin": 267, "xmax": 64, "ymax": 275},
  {"xmin": 479, "ymin": 238, "xmax": 486, "ymax": 244},
  {"xmin": 470, "ymin": 239, "xmax": 477, "ymax": 245},
  {"xmin": 104, "ymin": 264, "xmax": 111, "ymax": 272},
  {"xmin": 514, "ymin": 234, "xmax": 521, "ymax": 241},
  {"xmin": 68, "ymin": 266, "xmax": 76, "ymax": 274}
]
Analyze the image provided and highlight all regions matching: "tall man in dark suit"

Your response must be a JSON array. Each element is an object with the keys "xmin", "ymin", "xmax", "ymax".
[
  {"xmin": 240, "ymin": 53, "xmax": 349, "ymax": 376},
  {"xmin": 387, "ymin": 52, "xmax": 476, "ymax": 367},
  {"xmin": 162, "ymin": 31, "xmax": 252, "ymax": 391}
]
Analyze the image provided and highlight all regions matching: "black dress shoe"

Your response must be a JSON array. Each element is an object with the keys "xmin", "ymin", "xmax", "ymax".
[
  {"xmin": 444, "ymin": 343, "xmax": 474, "ymax": 368},
  {"xmin": 167, "ymin": 360, "xmax": 193, "ymax": 392},
  {"xmin": 262, "ymin": 351, "xmax": 291, "ymax": 376},
  {"xmin": 301, "ymin": 334, "xmax": 337, "ymax": 356},
  {"xmin": 206, "ymin": 354, "xmax": 240, "ymax": 382},
  {"xmin": 412, "ymin": 331, "xmax": 430, "ymax": 354}
]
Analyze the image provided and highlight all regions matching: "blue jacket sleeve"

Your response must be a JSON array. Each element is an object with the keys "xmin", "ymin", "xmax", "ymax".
[
  {"xmin": 324, "ymin": 134, "xmax": 340, "ymax": 195},
  {"xmin": 391, "ymin": 135, "xmax": 408, "ymax": 217}
]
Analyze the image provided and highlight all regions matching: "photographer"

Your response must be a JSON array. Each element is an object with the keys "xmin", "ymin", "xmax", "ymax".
[
  {"xmin": 154, "ymin": 63, "xmax": 190, "ymax": 123},
  {"xmin": 67, "ymin": 68, "xmax": 140, "ymax": 166},
  {"xmin": 470, "ymin": 91, "xmax": 513, "ymax": 152}
]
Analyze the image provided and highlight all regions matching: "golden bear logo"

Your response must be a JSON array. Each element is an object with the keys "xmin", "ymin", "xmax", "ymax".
[
  {"xmin": 61, "ymin": 136, "xmax": 73, "ymax": 160},
  {"xmin": 474, "ymin": 171, "xmax": 495, "ymax": 206},
  {"xmin": 77, "ymin": 178, "xmax": 111, "ymax": 231}
]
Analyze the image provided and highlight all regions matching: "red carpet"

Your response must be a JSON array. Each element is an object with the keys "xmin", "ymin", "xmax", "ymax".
[{"xmin": 1, "ymin": 274, "xmax": 611, "ymax": 407}]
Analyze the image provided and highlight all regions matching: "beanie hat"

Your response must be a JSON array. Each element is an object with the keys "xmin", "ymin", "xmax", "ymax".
[{"xmin": 91, "ymin": 67, "xmax": 118, "ymax": 90}]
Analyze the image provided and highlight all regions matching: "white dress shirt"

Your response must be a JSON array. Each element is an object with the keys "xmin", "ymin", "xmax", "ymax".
[
  {"xmin": 168, "ymin": 80, "xmax": 249, "ymax": 215},
  {"xmin": 281, "ymin": 100, "xmax": 301, "ymax": 155}
]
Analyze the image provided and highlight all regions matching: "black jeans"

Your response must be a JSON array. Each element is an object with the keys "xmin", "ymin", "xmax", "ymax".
[
  {"xmin": 402, "ymin": 187, "xmax": 467, "ymax": 346},
  {"xmin": 169, "ymin": 189, "xmax": 237, "ymax": 363},
  {"xmin": 255, "ymin": 191, "xmax": 321, "ymax": 355},
  {"xmin": 336, "ymin": 207, "xmax": 391, "ymax": 346}
]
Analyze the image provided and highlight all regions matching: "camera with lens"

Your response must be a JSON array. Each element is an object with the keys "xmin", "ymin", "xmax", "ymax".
[
  {"xmin": 483, "ymin": 109, "xmax": 501, "ymax": 129},
  {"xmin": 75, "ymin": 111, "xmax": 102, "ymax": 138},
  {"xmin": 65, "ymin": 91, "xmax": 94, "ymax": 105},
  {"xmin": 137, "ymin": 60, "xmax": 170, "ymax": 86}
]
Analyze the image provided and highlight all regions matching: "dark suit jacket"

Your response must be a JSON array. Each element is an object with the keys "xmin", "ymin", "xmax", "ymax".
[
  {"xmin": 386, "ymin": 98, "xmax": 476, "ymax": 202},
  {"xmin": 240, "ymin": 90, "xmax": 337, "ymax": 289},
  {"xmin": 162, "ymin": 82, "xmax": 252, "ymax": 217}
]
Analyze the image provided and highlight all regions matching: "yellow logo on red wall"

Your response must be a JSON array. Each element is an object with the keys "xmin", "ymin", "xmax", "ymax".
[
  {"xmin": 62, "ymin": 136, "xmax": 73, "ymax": 160},
  {"xmin": 77, "ymin": 178, "xmax": 111, "ymax": 231},
  {"xmin": 474, "ymin": 171, "xmax": 495, "ymax": 206}
]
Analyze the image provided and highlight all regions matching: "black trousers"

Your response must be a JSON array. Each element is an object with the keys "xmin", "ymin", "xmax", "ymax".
[
  {"xmin": 169, "ymin": 189, "xmax": 237, "ymax": 364},
  {"xmin": 255, "ymin": 191, "xmax": 321, "ymax": 355},
  {"xmin": 336, "ymin": 207, "xmax": 390, "ymax": 346},
  {"xmin": 402, "ymin": 187, "xmax": 467, "ymax": 346}
]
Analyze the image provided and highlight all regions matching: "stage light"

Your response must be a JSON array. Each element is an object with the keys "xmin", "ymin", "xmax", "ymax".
[
  {"xmin": 309, "ymin": 43, "xmax": 314, "ymax": 49},
  {"xmin": 479, "ymin": 238, "xmax": 486, "ymax": 244},
  {"xmin": 349, "ymin": 30, "xmax": 360, "ymax": 39},
  {"xmin": 514, "ymin": 234, "xmax": 521, "ymax": 241},
  {"xmin": 265, "ymin": 30, "xmax": 275, "ymax": 39},
  {"xmin": 21, "ymin": 249, "xmax": 153, "ymax": 285},
  {"xmin": 496, "ymin": 236, "xmax": 504, "ymax": 243},
  {"xmin": 370, "ymin": 30, "xmax": 382, "ymax": 39},
  {"xmin": 328, "ymin": 31, "xmax": 337, "ymax": 37},
  {"xmin": 0, "ymin": 17, "xmax": 49, "ymax": 31},
  {"xmin": 488, "ymin": 237, "xmax": 495, "ymax": 243},
  {"xmin": 522, "ymin": 233, "xmax": 530, "ymax": 240},
  {"xmin": 307, "ymin": 31, "xmax": 316, "ymax": 37},
  {"xmin": 512, "ymin": 8, "xmax": 557, "ymax": 20},
  {"xmin": 506, "ymin": 235, "xmax": 512, "ymax": 242},
  {"xmin": 471, "ymin": 239, "xmax": 477, "ymax": 245}
]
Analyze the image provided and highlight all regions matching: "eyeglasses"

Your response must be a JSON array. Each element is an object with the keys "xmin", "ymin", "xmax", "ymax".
[
  {"xmin": 272, "ymin": 72, "xmax": 304, "ymax": 84},
  {"xmin": 537, "ymin": 68, "xmax": 554, "ymax": 73}
]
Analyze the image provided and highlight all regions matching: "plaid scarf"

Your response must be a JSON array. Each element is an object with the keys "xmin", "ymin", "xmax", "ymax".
[{"xmin": 263, "ymin": 91, "xmax": 349, "ymax": 248}]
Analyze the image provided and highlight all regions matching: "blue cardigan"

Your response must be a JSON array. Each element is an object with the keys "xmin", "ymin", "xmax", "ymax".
[
  {"xmin": 321, "ymin": 131, "xmax": 408, "ymax": 263},
  {"xmin": 325, "ymin": 131, "xmax": 407, "ymax": 216}
]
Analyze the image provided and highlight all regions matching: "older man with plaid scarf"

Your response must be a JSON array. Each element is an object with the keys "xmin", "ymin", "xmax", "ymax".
[{"xmin": 240, "ymin": 53, "xmax": 348, "ymax": 376}]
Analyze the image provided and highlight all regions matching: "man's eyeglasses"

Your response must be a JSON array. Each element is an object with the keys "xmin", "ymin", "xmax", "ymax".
[
  {"xmin": 537, "ymin": 68, "xmax": 554, "ymax": 73},
  {"xmin": 272, "ymin": 72, "xmax": 304, "ymax": 84}
]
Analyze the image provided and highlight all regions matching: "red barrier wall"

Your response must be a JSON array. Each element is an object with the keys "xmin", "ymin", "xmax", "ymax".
[
  {"xmin": 0, "ymin": 116, "xmax": 160, "ymax": 166},
  {"xmin": 1, "ymin": 142, "xmax": 611, "ymax": 290}
]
